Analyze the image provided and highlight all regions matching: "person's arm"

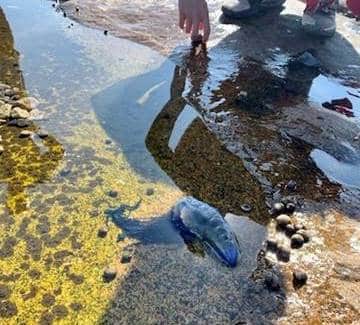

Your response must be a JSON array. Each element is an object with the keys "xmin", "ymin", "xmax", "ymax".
[{"xmin": 178, "ymin": 0, "xmax": 210, "ymax": 42}]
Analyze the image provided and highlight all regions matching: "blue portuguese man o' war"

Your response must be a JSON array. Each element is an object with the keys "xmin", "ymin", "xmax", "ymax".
[{"xmin": 170, "ymin": 197, "xmax": 240, "ymax": 267}]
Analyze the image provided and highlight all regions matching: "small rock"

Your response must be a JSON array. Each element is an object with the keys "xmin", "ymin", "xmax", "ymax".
[
  {"xmin": 289, "ymin": 50, "xmax": 321, "ymax": 69},
  {"xmin": 104, "ymin": 30, "xmax": 108, "ymax": 35},
  {"xmin": 240, "ymin": 203, "xmax": 252, "ymax": 213},
  {"xmin": 291, "ymin": 234, "xmax": 304, "ymax": 249},
  {"xmin": 0, "ymin": 145, "xmax": 3, "ymax": 155},
  {"xmin": 103, "ymin": 267, "xmax": 117, "ymax": 282},
  {"xmin": 19, "ymin": 130, "xmax": 32, "ymax": 138},
  {"xmin": 120, "ymin": 251, "xmax": 132, "ymax": 264},
  {"xmin": 276, "ymin": 214, "xmax": 291, "ymax": 228},
  {"xmin": 4, "ymin": 88, "xmax": 15, "ymax": 97},
  {"xmin": 37, "ymin": 131, "xmax": 48, "ymax": 138},
  {"xmin": 89, "ymin": 210, "xmax": 99, "ymax": 218},
  {"xmin": 264, "ymin": 272, "xmax": 280, "ymax": 291},
  {"xmin": 16, "ymin": 96, "xmax": 39, "ymax": 111},
  {"xmin": 116, "ymin": 232, "xmax": 126, "ymax": 242},
  {"xmin": 294, "ymin": 223, "xmax": 305, "ymax": 231},
  {"xmin": 286, "ymin": 180, "xmax": 297, "ymax": 191},
  {"xmin": 75, "ymin": 7, "xmax": 79, "ymax": 12},
  {"xmin": 11, "ymin": 107, "xmax": 30, "ymax": 119},
  {"xmin": 108, "ymin": 190, "xmax": 118, "ymax": 198},
  {"xmin": 296, "ymin": 229, "xmax": 310, "ymax": 243},
  {"xmin": 259, "ymin": 162, "xmax": 273, "ymax": 172},
  {"xmin": 293, "ymin": 270, "xmax": 308, "ymax": 288},
  {"xmin": 105, "ymin": 139, "xmax": 112, "ymax": 145},
  {"xmin": 271, "ymin": 202, "xmax": 285, "ymax": 216},
  {"xmin": 276, "ymin": 245, "xmax": 290, "ymax": 262},
  {"xmin": 0, "ymin": 103, "xmax": 12, "ymax": 119},
  {"xmin": 146, "ymin": 188, "xmax": 154, "ymax": 196},
  {"xmin": 0, "ymin": 119, "xmax": 6, "ymax": 124},
  {"xmin": 97, "ymin": 226, "xmax": 108, "ymax": 238},
  {"xmin": 285, "ymin": 224, "xmax": 296, "ymax": 236},
  {"xmin": 266, "ymin": 239, "xmax": 278, "ymax": 251},
  {"xmin": 285, "ymin": 202, "xmax": 296, "ymax": 214},
  {"xmin": 63, "ymin": 12, "xmax": 67, "ymax": 17},
  {"xmin": 9, "ymin": 119, "xmax": 30, "ymax": 127}
]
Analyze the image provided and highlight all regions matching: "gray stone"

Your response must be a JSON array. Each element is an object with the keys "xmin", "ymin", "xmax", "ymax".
[
  {"xmin": 240, "ymin": 203, "xmax": 252, "ymax": 213},
  {"xmin": 276, "ymin": 214, "xmax": 291, "ymax": 228},
  {"xmin": 16, "ymin": 97, "xmax": 39, "ymax": 111},
  {"xmin": 146, "ymin": 188, "xmax": 154, "ymax": 196},
  {"xmin": 293, "ymin": 270, "xmax": 308, "ymax": 288},
  {"xmin": 0, "ymin": 103, "xmax": 11, "ymax": 119},
  {"xmin": 11, "ymin": 107, "xmax": 30, "ymax": 119},
  {"xmin": 19, "ymin": 130, "xmax": 32, "ymax": 138},
  {"xmin": 120, "ymin": 251, "xmax": 133, "ymax": 264},
  {"xmin": 108, "ymin": 190, "xmax": 118, "ymax": 198},
  {"xmin": 276, "ymin": 244, "xmax": 290, "ymax": 262},
  {"xmin": 285, "ymin": 224, "xmax": 296, "ymax": 236},
  {"xmin": 291, "ymin": 234, "xmax": 304, "ymax": 248},
  {"xmin": 294, "ymin": 223, "xmax": 305, "ymax": 231},
  {"xmin": 296, "ymin": 229, "xmax": 310, "ymax": 243},
  {"xmin": 97, "ymin": 226, "xmax": 108, "ymax": 238},
  {"xmin": 286, "ymin": 180, "xmax": 297, "ymax": 191},
  {"xmin": 103, "ymin": 267, "xmax": 117, "ymax": 282},
  {"xmin": 272, "ymin": 202, "xmax": 285, "ymax": 216},
  {"xmin": 37, "ymin": 131, "xmax": 49, "ymax": 139}
]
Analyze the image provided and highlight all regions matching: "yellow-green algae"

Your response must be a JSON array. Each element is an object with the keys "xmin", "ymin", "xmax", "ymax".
[{"xmin": 0, "ymin": 113, "xmax": 182, "ymax": 324}]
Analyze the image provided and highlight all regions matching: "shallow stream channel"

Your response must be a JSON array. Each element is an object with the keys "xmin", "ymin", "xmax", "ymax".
[{"xmin": 0, "ymin": 0, "xmax": 359, "ymax": 324}]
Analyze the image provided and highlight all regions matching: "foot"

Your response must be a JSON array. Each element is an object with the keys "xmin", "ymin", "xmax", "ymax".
[
  {"xmin": 302, "ymin": 0, "xmax": 337, "ymax": 37},
  {"xmin": 221, "ymin": 0, "xmax": 285, "ymax": 19}
]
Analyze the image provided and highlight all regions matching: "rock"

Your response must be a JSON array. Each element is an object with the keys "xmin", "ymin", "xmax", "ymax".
[
  {"xmin": 0, "ymin": 119, "xmax": 6, "ymax": 124},
  {"xmin": 240, "ymin": 203, "xmax": 252, "ymax": 213},
  {"xmin": 97, "ymin": 226, "xmax": 108, "ymax": 238},
  {"xmin": 294, "ymin": 223, "xmax": 305, "ymax": 231},
  {"xmin": 285, "ymin": 224, "xmax": 296, "ymax": 236},
  {"xmin": 276, "ymin": 214, "xmax": 291, "ymax": 228},
  {"xmin": 19, "ymin": 130, "xmax": 32, "ymax": 138},
  {"xmin": 16, "ymin": 96, "xmax": 39, "ymax": 111},
  {"xmin": 59, "ymin": 168, "xmax": 71, "ymax": 177},
  {"xmin": 103, "ymin": 267, "xmax": 117, "ymax": 282},
  {"xmin": 11, "ymin": 107, "xmax": 30, "ymax": 119},
  {"xmin": 276, "ymin": 245, "xmax": 290, "ymax": 262},
  {"xmin": 0, "ymin": 83, "xmax": 10, "ymax": 90},
  {"xmin": 0, "ymin": 145, "xmax": 4, "ymax": 155},
  {"xmin": 266, "ymin": 239, "xmax": 278, "ymax": 251},
  {"xmin": 285, "ymin": 202, "xmax": 296, "ymax": 214},
  {"xmin": 289, "ymin": 50, "xmax": 321, "ymax": 69},
  {"xmin": 8, "ymin": 118, "xmax": 30, "ymax": 127},
  {"xmin": 286, "ymin": 180, "xmax": 297, "ymax": 191},
  {"xmin": 120, "ymin": 251, "xmax": 132, "ymax": 264},
  {"xmin": 296, "ymin": 229, "xmax": 310, "ymax": 243},
  {"xmin": 4, "ymin": 88, "xmax": 15, "ymax": 97},
  {"xmin": 293, "ymin": 270, "xmax": 308, "ymax": 288},
  {"xmin": 264, "ymin": 272, "xmax": 280, "ymax": 291},
  {"xmin": 259, "ymin": 162, "xmax": 273, "ymax": 172},
  {"xmin": 145, "ymin": 188, "xmax": 154, "ymax": 196},
  {"xmin": 291, "ymin": 234, "xmax": 304, "ymax": 248},
  {"xmin": 108, "ymin": 190, "xmax": 118, "ymax": 198},
  {"xmin": 105, "ymin": 139, "xmax": 112, "ymax": 145},
  {"xmin": 271, "ymin": 202, "xmax": 285, "ymax": 216},
  {"xmin": 104, "ymin": 30, "xmax": 108, "ymax": 35},
  {"xmin": 0, "ymin": 103, "xmax": 12, "ymax": 119},
  {"xmin": 116, "ymin": 232, "xmax": 126, "ymax": 242},
  {"xmin": 37, "ymin": 131, "xmax": 48, "ymax": 138}
]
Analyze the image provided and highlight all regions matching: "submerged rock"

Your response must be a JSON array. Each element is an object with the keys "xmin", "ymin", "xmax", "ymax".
[
  {"xmin": 293, "ymin": 270, "xmax": 308, "ymax": 288},
  {"xmin": 171, "ymin": 197, "xmax": 240, "ymax": 267}
]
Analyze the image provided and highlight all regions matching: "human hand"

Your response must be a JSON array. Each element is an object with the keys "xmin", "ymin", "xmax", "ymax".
[{"xmin": 178, "ymin": 0, "xmax": 210, "ymax": 42}]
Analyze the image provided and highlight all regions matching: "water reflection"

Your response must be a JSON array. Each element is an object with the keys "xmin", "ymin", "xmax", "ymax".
[{"xmin": 94, "ymin": 12, "xmax": 360, "ymax": 224}]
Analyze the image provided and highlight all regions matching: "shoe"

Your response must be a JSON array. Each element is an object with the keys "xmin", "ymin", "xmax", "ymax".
[
  {"xmin": 302, "ymin": 0, "xmax": 337, "ymax": 37},
  {"xmin": 221, "ymin": 0, "xmax": 286, "ymax": 19}
]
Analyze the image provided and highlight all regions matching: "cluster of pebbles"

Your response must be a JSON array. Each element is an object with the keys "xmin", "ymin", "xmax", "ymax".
[
  {"xmin": 265, "ymin": 181, "xmax": 309, "ymax": 290},
  {"xmin": 0, "ymin": 82, "xmax": 48, "ymax": 146}
]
